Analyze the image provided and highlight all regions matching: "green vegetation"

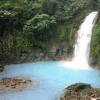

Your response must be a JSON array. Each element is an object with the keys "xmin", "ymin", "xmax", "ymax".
[
  {"xmin": 0, "ymin": 0, "xmax": 100, "ymax": 65},
  {"xmin": 90, "ymin": 16, "xmax": 100, "ymax": 66},
  {"xmin": 89, "ymin": 0, "xmax": 100, "ymax": 67}
]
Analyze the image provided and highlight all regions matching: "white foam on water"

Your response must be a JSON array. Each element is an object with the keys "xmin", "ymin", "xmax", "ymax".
[{"xmin": 63, "ymin": 12, "xmax": 98, "ymax": 70}]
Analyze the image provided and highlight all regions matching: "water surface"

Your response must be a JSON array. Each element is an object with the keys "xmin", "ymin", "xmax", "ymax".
[{"xmin": 0, "ymin": 61, "xmax": 100, "ymax": 100}]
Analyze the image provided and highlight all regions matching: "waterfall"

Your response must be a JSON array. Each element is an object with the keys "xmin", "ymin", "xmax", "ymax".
[
  {"xmin": 63, "ymin": 12, "xmax": 98, "ymax": 69},
  {"xmin": 72, "ymin": 11, "xmax": 98, "ymax": 69}
]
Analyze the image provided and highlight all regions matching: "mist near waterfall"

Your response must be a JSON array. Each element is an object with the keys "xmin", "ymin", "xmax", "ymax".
[{"xmin": 63, "ymin": 12, "xmax": 98, "ymax": 70}]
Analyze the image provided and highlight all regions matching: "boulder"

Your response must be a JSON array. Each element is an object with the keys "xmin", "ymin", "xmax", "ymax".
[
  {"xmin": 60, "ymin": 83, "xmax": 100, "ymax": 100},
  {"xmin": 0, "ymin": 77, "xmax": 32, "ymax": 92}
]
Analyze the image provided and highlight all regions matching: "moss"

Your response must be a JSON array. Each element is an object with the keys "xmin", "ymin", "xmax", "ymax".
[
  {"xmin": 90, "ymin": 15, "xmax": 100, "ymax": 67},
  {"xmin": 60, "ymin": 83, "xmax": 100, "ymax": 100}
]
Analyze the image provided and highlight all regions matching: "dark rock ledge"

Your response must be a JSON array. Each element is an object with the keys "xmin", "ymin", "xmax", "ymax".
[
  {"xmin": 0, "ymin": 65, "xmax": 4, "ymax": 72},
  {"xmin": 59, "ymin": 83, "xmax": 100, "ymax": 100}
]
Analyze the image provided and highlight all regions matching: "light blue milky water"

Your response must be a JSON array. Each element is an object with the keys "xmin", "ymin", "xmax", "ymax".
[{"xmin": 0, "ymin": 61, "xmax": 100, "ymax": 100}]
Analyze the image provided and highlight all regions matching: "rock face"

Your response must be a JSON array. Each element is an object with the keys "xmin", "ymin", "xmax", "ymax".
[
  {"xmin": 0, "ymin": 77, "xmax": 31, "ymax": 92},
  {"xmin": 60, "ymin": 83, "xmax": 100, "ymax": 100},
  {"xmin": 0, "ymin": 41, "xmax": 73, "ymax": 71},
  {"xmin": 0, "ymin": 65, "xmax": 4, "ymax": 72},
  {"xmin": 18, "ymin": 42, "xmax": 72, "ymax": 62}
]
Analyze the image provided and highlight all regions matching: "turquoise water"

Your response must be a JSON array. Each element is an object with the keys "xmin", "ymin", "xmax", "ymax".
[{"xmin": 0, "ymin": 61, "xmax": 100, "ymax": 100}]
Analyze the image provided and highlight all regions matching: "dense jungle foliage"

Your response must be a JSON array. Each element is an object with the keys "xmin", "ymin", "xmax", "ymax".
[
  {"xmin": 90, "ymin": 14, "xmax": 100, "ymax": 66},
  {"xmin": 0, "ymin": 0, "xmax": 100, "ymax": 66}
]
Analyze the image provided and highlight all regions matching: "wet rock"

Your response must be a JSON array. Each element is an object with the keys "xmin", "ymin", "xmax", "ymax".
[
  {"xmin": 66, "ymin": 83, "xmax": 91, "ymax": 92},
  {"xmin": 0, "ymin": 77, "xmax": 32, "ymax": 92},
  {"xmin": 60, "ymin": 83, "xmax": 100, "ymax": 100}
]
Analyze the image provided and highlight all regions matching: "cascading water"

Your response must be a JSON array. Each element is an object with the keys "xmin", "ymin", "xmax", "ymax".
[
  {"xmin": 72, "ymin": 11, "xmax": 98, "ymax": 69},
  {"xmin": 64, "ymin": 12, "xmax": 98, "ymax": 69}
]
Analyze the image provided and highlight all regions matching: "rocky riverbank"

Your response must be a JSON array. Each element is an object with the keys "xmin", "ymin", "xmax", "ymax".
[
  {"xmin": 0, "ymin": 41, "xmax": 73, "ymax": 72},
  {"xmin": 0, "ymin": 77, "xmax": 32, "ymax": 92},
  {"xmin": 60, "ymin": 83, "xmax": 100, "ymax": 100}
]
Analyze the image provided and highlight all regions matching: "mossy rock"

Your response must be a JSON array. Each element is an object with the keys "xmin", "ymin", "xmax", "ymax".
[
  {"xmin": 60, "ymin": 83, "xmax": 100, "ymax": 100},
  {"xmin": 66, "ymin": 83, "xmax": 91, "ymax": 92}
]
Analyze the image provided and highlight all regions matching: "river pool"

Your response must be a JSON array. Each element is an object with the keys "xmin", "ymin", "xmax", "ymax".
[{"xmin": 0, "ymin": 61, "xmax": 100, "ymax": 100}]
